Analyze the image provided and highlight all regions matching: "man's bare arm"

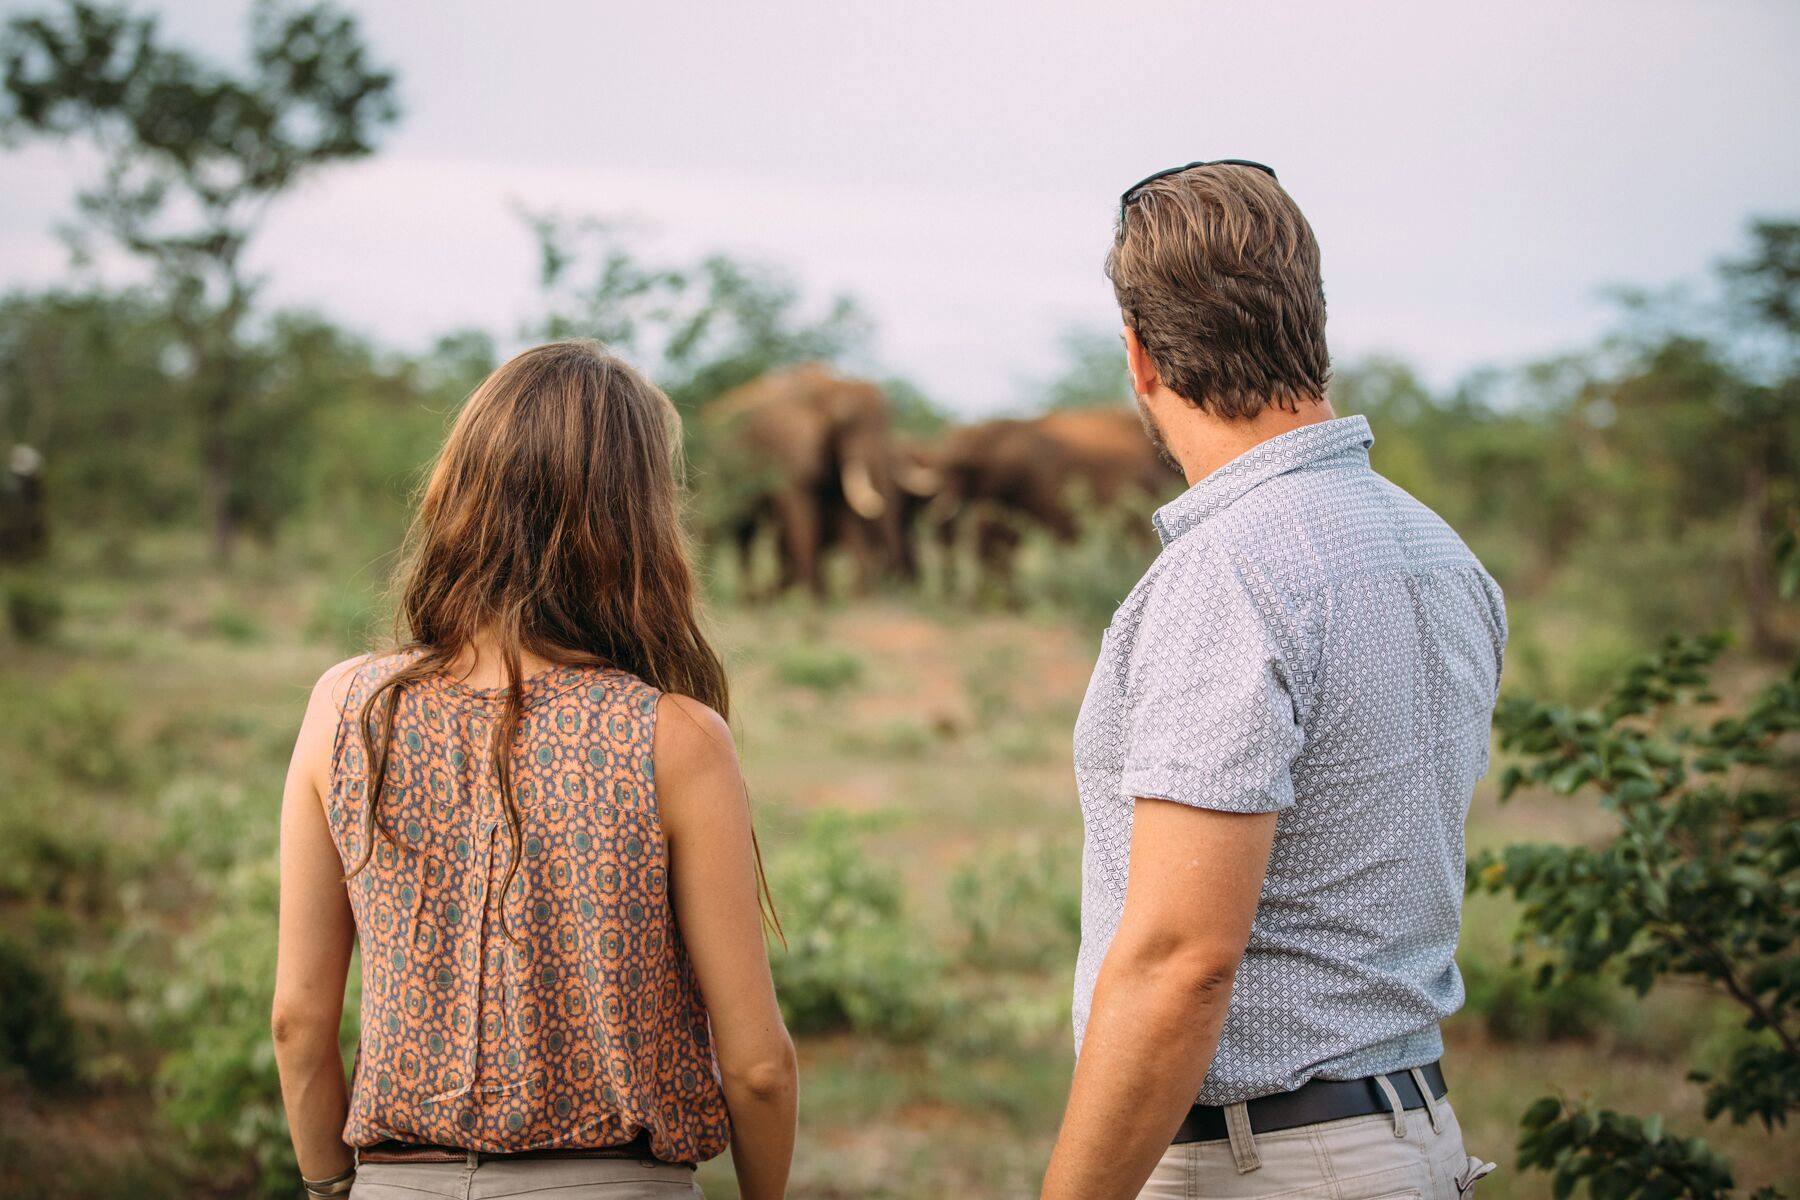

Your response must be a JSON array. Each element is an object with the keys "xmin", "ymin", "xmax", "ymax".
[{"xmin": 1040, "ymin": 798, "xmax": 1276, "ymax": 1200}]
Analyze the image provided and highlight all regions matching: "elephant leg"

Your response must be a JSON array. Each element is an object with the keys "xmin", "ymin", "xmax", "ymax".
[
  {"xmin": 977, "ymin": 516, "xmax": 1022, "ymax": 604},
  {"xmin": 936, "ymin": 514, "xmax": 961, "ymax": 600},
  {"xmin": 885, "ymin": 506, "xmax": 917, "ymax": 585},
  {"xmin": 842, "ymin": 516, "xmax": 880, "ymax": 595},
  {"xmin": 734, "ymin": 518, "xmax": 761, "ymax": 601},
  {"xmin": 774, "ymin": 489, "xmax": 825, "ymax": 600}
]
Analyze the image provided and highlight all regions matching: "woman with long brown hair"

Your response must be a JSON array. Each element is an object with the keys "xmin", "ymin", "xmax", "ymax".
[{"xmin": 271, "ymin": 340, "xmax": 796, "ymax": 1199}]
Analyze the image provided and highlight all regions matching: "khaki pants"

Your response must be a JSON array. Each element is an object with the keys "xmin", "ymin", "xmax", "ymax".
[
  {"xmin": 350, "ymin": 1155, "xmax": 702, "ymax": 1199},
  {"xmin": 1141, "ymin": 1086, "xmax": 1496, "ymax": 1200}
]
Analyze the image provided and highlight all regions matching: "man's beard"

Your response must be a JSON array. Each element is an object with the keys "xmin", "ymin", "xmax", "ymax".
[{"xmin": 1135, "ymin": 393, "xmax": 1182, "ymax": 474}]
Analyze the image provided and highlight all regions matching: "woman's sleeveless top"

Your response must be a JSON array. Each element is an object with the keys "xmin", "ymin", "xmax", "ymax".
[{"xmin": 325, "ymin": 654, "xmax": 730, "ymax": 1162}]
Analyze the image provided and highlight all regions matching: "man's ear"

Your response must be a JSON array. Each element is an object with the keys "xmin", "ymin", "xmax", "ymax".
[{"xmin": 1123, "ymin": 326, "xmax": 1160, "ymax": 398}]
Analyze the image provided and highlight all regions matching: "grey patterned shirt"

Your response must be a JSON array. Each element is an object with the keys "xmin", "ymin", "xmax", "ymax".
[{"xmin": 1072, "ymin": 414, "xmax": 1506, "ymax": 1105}]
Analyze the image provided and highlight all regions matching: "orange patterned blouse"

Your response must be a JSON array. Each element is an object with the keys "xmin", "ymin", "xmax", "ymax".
[{"xmin": 325, "ymin": 654, "xmax": 731, "ymax": 1162}]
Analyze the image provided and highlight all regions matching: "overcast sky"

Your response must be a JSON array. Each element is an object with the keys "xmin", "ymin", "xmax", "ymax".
[{"xmin": 3, "ymin": 0, "xmax": 1797, "ymax": 415}]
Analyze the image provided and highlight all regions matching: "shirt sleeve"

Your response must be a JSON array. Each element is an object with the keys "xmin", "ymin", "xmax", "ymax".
[{"xmin": 1118, "ymin": 543, "xmax": 1306, "ymax": 814}]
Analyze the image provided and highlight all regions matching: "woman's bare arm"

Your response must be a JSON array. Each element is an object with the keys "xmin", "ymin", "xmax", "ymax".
[
  {"xmin": 656, "ymin": 693, "xmax": 797, "ymax": 1200},
  {"xmin": 272, "ymin": 660, "xmax": 362, "ymax": 1183}
]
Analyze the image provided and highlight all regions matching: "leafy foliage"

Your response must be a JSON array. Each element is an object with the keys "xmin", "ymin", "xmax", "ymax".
[
  {"xmin": 950, "ymin": 837, "xmax": 1080, "ymax": 972},
  {"xmin": 0, "ymin": 0, "xmax": 399, "ymax": 557},
  {"xmin": 1474, "ymin": 636, "xmax": 1799, "ymax": 1197},
  {"xmin": 522, "ymin": 210, "xmax": 873, "ymax": 415},
  {"xmin": 767, "ymin": 816, "xmax": 941, "ymax": 1039},
  {"xmin": 0, "ymin": 931, "xmax": 77, "ymax": 1089}
]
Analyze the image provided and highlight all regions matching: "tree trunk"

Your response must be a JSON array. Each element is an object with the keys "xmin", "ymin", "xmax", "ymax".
[{"xmin": 198, "ymin": 351, "xmax": 238, "ymax": 565}]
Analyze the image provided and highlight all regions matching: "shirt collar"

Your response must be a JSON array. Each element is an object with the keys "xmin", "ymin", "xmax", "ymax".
[{"xmin": 1151, "ymin": 415, "xmax": 1375, "ymax": 547}]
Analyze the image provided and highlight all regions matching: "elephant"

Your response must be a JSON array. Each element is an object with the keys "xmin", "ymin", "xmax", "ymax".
[
  {"xmin": 702, "ymin": 364, "xmax": 919, "ymax": 598},
  {"xmin": 926, "ymin": 406, "xmax": 1181, "ymax": 593}
]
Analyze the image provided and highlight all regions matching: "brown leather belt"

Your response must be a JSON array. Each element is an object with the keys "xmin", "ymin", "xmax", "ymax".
[
  {"xmin": 1174, "ymin": 1061, "xmax": 1448, "ymax": 1144},
  {"xmin": 358, "ymin": 1132, "xmax": 668, "ymax": 1166}
]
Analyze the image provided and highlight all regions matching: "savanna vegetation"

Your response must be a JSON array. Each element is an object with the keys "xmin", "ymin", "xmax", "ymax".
[{"xmin": 1, "ymin": 3, "xmax": 1796, "ymax": 1198}]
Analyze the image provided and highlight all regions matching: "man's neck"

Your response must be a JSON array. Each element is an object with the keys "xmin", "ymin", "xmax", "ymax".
[{"xmin": 1163, "ymin": 394, "xmax": 1339, "ymax": 486}]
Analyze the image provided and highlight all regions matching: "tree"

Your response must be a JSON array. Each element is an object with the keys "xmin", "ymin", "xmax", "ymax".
[
  {"xmin": 1036, "ymin": 328, "xmax": 1133, "ymax": 412},
  {"xmin": 1719, "ymin": 220, "xmax": 1800, "ymax": 655},
  {"xmin": 1473, "ymin": 635, "xmax": 1799, "ymax": 1199},
  {"xmin": 0, "ymin": 0, "xmax": 398, "ymax": 559},
  {"xmin": 521, "ymin": 210, "xmax": 871, "ymax": 415}
]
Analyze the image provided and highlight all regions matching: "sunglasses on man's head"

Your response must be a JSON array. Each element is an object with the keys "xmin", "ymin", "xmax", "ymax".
[{"xmin": 1117, "ymin": 159, "xmax": 1279, "ymax": 232}]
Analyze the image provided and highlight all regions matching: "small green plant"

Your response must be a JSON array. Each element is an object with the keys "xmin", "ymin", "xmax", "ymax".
[
  {"xmin": 950, "ymin": 838, "xmax": 1081, "ymax": 972},
  {"xmin": 767, "ymin": 815, "xmax": 941, "ymax": 1039},
  {"xmin": 209, "ymin": 603, "xmax": 263, "ymax": 644},
  {"xmin": 774, "ymin": 643, "xmax": 864, "ymax": 694},
  {"xmin": 1017, "ymin": 496, "xmax": 1158, "ymax": 630},
  {"xmin": 838, "ymin": 718, "xmax": 935, "ymax": 759},
  {"xmin": 0, "ymin": 802, "xmax": 112, "ymax": 913},
  {"xmin": 153, "ymin": 858, "xmax": 361, "ymax": 1198},
  {"xmin": 1474, "ymin": 635, "xmax": 1799, "ymax": 1199},
  {"xmin": 0, "ymin": 932, "xmax": 78, "ymax": 1090},
  {"xmin": 31, "ymin": 675, "xmax": 138, "ymax": 789},
  {"xmin": 4, "ymin": 575, "xmax": 63, "ymax": 643}
]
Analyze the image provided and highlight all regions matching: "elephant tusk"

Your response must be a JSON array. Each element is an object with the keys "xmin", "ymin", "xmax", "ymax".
[
  {"xmin": 897, "ymin": 463, "xmax": 943, "ymax": 497},
  {"xmin": 842, "ymin": 458, "xmax": 887, "ymax": 519}
]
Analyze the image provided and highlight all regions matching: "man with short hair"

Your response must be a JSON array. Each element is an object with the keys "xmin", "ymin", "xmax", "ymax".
[{"xmin": 1040, "ymin": 161, "xmax": 1506, "ymax": 1200}]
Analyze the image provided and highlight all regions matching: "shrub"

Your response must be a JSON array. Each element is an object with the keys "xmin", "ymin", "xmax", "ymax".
[
  {"xmin": 774, "ymin": 644, "xmax": 863, "ymax": 694},
  {"xmin": 4, "ymin": 575, "xmax": 63, "ymax": 643},
  {"xmin": 209, "ymin": 603, "xmax": 263, "ymax": 644},
  {"xmin": 32, "ymin": 675, "xmax": 138, "ymax": 789},
  {"xmin": 767, "ymin": 815, "xmax": 941, "ymax": 1039},
  {"xmin": 1016, "ymin": 496, "xmax": 1158, "ymax": 630},
  {"xmin": 0, "ymin": 932, "xmax": 78, "ymax": 1090},
  {"xmin": 1458, "ymin": 953, "xmax": 1620, "ymax": 1044},
  {"xmin": 0, "ymin": 801, "xmax": 112, "ymax": 913},
  {"xmin": 1474, "ymin": 636, "xmax": 1799, "ymax": 1199},
  {"xmin": 837, "ymin": 718, "xmax": 936, "ymax": 759},
  {"xmin": 153, "ymin": 858, "xmax": 360, "ymax": 1198},
  {"xmin": 950, "ymin": 838, "xmax": 1081, "ymax": 972}
]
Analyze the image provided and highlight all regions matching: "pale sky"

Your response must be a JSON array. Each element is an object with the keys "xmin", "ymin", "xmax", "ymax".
[{"xmin": 3, "ymin": 0, "xmax": 1797, "ymax": 415}]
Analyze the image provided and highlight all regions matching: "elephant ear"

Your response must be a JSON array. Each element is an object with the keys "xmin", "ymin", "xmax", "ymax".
[{"xmin": 842, "ymin": 456, "xmax": 887, "ymax": 519}]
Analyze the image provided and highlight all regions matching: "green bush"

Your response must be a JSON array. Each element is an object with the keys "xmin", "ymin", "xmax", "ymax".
[
  {"xmin": 4, "ymin": 575, "xmax": 64, "ymax": 643},
  {"xmin": 1459, "ymin": 953, "xmax": 1621, "ymax": 1043},
  {"xmin": 836, "ymin": 718, "xmax": 936, "ymax": 759},
  {"xmin": 153, "ymin": 858, "xmax": 361, "ymax": 1198},
  {"xmin": 0, "ymin": 801, "xmax": 112, "ymax": 913},
  {"xmin": 1016, "ymin": 498, "xmax": 1157, "ymax": 630},
  {"xmin": 774, "ymin": 643, "xmax": 863, "ymax": 694},
  {"xmin": 950, "ymin": 838, "xmax": 1081, "ymax": 972},
  {"xmin": 1475, "ymin": 636, "xmax": 1800, "ymax": 1199},
  {"xmin": 0, "ymin": 932, "xmax": 78, "ymax": 1090},
  {"xmin": 209, "ymin": 603, "xmax": 264, "ymax": 644},
  {"xmin": 31, "ymin": 675, "xmax": 139, "ymax": 789},
  {"xmin": 767, "ymin": 815, "xmax": 941, "ymax": 1039}
]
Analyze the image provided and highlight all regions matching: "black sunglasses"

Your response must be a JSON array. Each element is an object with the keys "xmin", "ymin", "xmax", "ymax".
[{"xmin": 1118, "ymin": 159, "xmax": 1279, "ymax": 231}]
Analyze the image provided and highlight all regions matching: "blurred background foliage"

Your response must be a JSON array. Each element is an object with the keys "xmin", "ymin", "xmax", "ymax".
[{"xmin": 0, "ymin": 2, "xmax": 1795, "ymax": 1198}]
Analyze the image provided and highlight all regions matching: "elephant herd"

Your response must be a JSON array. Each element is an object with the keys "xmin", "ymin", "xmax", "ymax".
[{"xmin": 699, "ymin": 364, "xmax": 1182, "ymax": 599}]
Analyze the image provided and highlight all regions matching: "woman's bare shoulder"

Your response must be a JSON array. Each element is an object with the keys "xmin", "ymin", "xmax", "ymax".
[
  {"xmin": 311, "ymin": 654, "xmax": 373, "ymax": 713},
  {"xmin": 652, "ymin": 693, "xmax": 740, "ymax": 800},
  {"xmin": 290, "ymin": 655, "xmax": 376, "ymax": 795}
]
